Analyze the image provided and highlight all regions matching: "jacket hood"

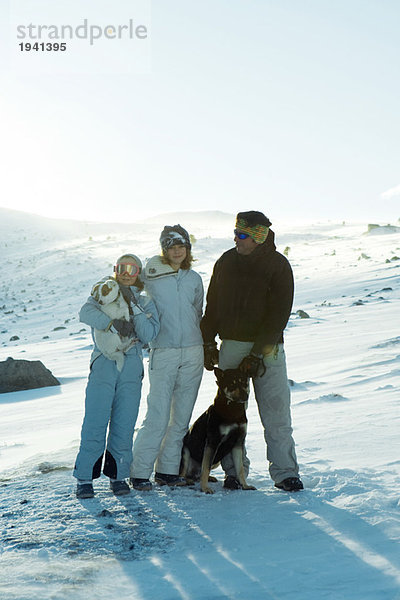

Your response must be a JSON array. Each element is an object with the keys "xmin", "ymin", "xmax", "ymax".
[
  {"xmin": 145, "ymin": 255, "xmax": 176, "ymax": 279},
  {"xmin": 262, "ymin": 228, "xmax": 276, "ymax": 250}
]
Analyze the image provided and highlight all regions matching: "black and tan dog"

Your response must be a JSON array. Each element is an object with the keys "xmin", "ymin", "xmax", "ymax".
[{"xmin": 180, "ymin": 367, "xmax": 257, "ymax": 494}]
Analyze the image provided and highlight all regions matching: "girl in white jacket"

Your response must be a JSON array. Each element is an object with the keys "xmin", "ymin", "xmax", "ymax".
[{"xmin": 130, "ymin": 225, "xmax": 204, "ymax": 489}]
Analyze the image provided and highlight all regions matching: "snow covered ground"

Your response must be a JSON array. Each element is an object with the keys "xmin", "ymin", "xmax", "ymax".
[{"xmin": 0, "ymin": 208, "xmax": 399, "ymax": 600}]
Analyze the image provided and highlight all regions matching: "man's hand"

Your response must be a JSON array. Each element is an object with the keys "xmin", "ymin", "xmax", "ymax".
[
  {"xmin": 111, "ymin": 319, "xmax": 135, "ymax": 338},
  {"xmin": 204, "ymin": 342, "xmax": 219, "ymax": 371},
  {"xmin": 238, "ymin": 353, "xmax": 265, "ymax": 378}
]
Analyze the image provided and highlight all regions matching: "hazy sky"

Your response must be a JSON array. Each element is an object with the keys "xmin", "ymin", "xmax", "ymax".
[{"xmin": 1, "ymin": 0, "xmax": 399, "ymax": 223}]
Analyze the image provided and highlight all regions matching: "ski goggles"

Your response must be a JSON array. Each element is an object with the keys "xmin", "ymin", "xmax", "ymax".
[
  {"xmin": 234, "ymin": 229, "xmax": 250, "ymax": 240},
  {"xmin": 113, "ymin": 262, "xmax": 140, "ymax": 276}
]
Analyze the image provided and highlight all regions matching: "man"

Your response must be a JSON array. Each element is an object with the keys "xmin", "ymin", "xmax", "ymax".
[{"xmin": 200, "ymin": 210, "xmax": 303, "ymax": 492}]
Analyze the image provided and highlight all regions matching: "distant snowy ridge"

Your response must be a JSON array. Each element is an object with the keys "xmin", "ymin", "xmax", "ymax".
[{"xmin": 0, "ymin": 206, "xmax": 235, "ymax": 236}]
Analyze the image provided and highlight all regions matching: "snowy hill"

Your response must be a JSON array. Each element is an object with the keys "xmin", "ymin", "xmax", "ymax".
[{"xmin": 0, "ymin": 208, "xmax": 399, "ymax": 600}]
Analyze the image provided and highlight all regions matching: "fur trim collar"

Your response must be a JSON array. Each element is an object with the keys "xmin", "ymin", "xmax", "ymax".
[{"xmin": 145, "ymin": 255, "xmax": 176, "ymax": 279}]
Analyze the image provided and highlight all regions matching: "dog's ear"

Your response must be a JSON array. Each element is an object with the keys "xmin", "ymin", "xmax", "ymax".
[
  {"xmin": 214, "ymin": 367, "xmax": 224, "ymax": 381},
  {"xmin": 91, "ymin": 283, "xmax": 101, "ymax": 302}
]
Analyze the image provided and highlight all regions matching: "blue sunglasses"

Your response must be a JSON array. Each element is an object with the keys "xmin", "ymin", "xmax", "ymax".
[{"xmin": 234, "ymin": 229, "xmax": 250, "ymax": 240}]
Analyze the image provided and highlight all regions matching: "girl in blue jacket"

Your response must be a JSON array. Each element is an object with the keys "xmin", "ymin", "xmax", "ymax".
[
  {"xmin": 130, "ymin": 225, "xmax": 204, "ymax": 490},
  {"xmin": 74, "ymin": 254, "xmax": 160, "ymax": 499}
]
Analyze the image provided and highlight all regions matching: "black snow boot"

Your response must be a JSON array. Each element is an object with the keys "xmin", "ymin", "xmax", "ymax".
[
  {"xmin": 154, "ymin": 472, "xmax": 188, "ymax": 486},
  {"xmin": 110, "ymin": 480, "xmax": 130, "ymax": 496},
  {"xmin": 76, "ymin": 482, "xmax": 94, "ymax": 499},
  {"xmin": 223, "ymin": 476, "xmax": 242, "ymax": 490},
  {"xmin": 274, "ymin": 477, "xmax": 304, "ymax": 492}
]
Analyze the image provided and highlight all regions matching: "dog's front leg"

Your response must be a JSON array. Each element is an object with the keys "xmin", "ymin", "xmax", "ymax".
[
  {"xmin": 180, "ymin": 447, "xmax": 190, "ymax": 479},
  {"xmin": 231, "ymin": 445, "xmax": 256, "ymax": 491},
  {"xmin": 200, "ymin": 445, "xmax": 215, "ymax": 494}
]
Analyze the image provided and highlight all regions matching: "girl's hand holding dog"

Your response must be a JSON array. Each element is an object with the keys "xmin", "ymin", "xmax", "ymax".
[{"xmin": 111, "ymin": 319, "xmax": 135, "ymax": 338}]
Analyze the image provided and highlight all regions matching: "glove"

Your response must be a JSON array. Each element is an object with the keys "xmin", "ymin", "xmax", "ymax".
[
  {"xmin": 238, "ymin": 353, "xmax": 266, "ymax": 378},
  {"xmin": 203, "ymin": 342, "xmax": 219, "ymax": 371},
  {"xmin": 111, "ymin": 319, "xmax": 135, "ymax": 338}
]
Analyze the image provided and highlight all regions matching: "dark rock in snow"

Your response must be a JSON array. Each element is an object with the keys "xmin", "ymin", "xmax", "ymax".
[
  {"xmin": 296, "ymin": 309, "xmax": 310, "ymax": 319},
  {"xmin": 37, "ymin": 462, "xmax": 70, "ymax": 474},
  {"xmin": 0, "ymin": 357, "xmax": 60, "ymax": 393}
]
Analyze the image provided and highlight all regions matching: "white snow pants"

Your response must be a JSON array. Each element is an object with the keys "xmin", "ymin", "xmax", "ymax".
[
  {"xmin": 219, "ymin": 340, "xmax": 299, "ymax": 484},
  {"xmin": 131, "ymin": 345, "xmax": 203, "ymax": 478}
]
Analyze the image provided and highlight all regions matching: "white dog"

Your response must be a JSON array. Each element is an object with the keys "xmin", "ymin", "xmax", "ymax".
[{"xmin": 90, "ymin": 278, "xmax": 136, "ymax": 372}]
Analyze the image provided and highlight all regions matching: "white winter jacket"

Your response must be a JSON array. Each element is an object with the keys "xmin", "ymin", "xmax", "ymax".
[{"xmin": 143, "ymin": 255, "xmax": 204, "ymax": 349}]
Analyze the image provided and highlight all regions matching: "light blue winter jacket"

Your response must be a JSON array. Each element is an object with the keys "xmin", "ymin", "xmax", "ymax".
[
  {"xmin": 79, "ymin": 278, "xmax": 160, "ymax": 364},
  {"xmin": 143, "ymin": 256, "xmax": 203, "ymax": 349}
]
